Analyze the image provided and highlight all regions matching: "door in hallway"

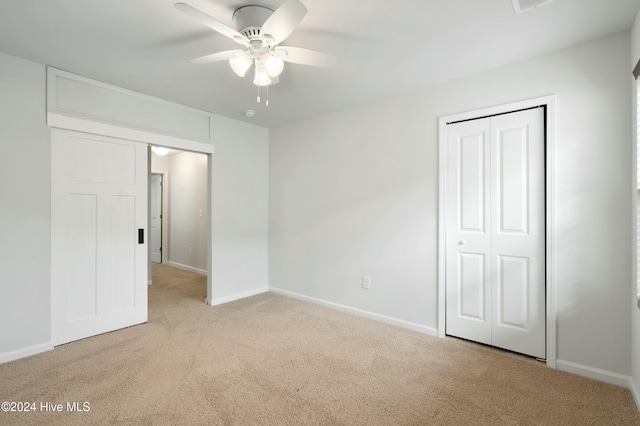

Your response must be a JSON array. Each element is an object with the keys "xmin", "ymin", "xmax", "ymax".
[{"xmin": 150, "ymin": 173, "xmax": 163, "ymax": 264}]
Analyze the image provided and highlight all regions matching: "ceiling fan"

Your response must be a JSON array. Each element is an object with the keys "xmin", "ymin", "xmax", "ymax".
[{"xmin": 175, "ymin": 0, "xmax": 337, "ymax": 94}]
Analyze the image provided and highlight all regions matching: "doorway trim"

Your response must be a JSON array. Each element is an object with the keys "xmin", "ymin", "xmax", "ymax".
[{"xmin": 437, "ymin": 95, "xmax": 557, "ymax": 368}]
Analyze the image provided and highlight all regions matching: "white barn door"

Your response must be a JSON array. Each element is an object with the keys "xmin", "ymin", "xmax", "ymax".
[
  {"xmin": 51, "ymin": 129, "xmax": 148, "ymax": 345},
  {"xmin": 445, "ymin": 108, "xmax": 545, "ymax": 359}
]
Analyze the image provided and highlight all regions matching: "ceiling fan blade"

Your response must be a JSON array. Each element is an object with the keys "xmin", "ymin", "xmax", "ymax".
[
  {"xmin": 260, "ymin": 0, "xmax": 308, "ymax": 45},
  {"xmin": 175, "ymin": 3, "xmax": 249, "ymax": 46},
  {"xmin": 276, "ymin": 46, "xmax": 337, "ymax": 67},
  {"xmin": 191, "ymin": 50, "xmax": 242, "ymax": 64}
]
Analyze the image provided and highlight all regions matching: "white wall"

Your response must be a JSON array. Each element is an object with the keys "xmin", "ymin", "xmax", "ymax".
[
  {"xmin": 269, "ymin": 32, "xmax": 633, "ymax": 379},
  {"xmin": 0, "ymin": 52, "xmax": 52, "ymax": 360},
  {"xmin": 167, "ymin": 151, "xmax": 208, "ymax": 272},
  {"xmin": 630, "ymin": 7, "xmax": 640, "ymax": 408},
  {"xmin": 210, "ymin": 115, "xmax": 269, "ymax": 304},
  {"xmin": 151, "ymin": 152, "xmax": 169, "ymax": 175}
]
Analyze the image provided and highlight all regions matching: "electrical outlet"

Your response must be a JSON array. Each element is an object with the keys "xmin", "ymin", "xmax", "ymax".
[
  {"xmin": 362, "ymin": 276, "xmax": 371, "ymax": 290},
  {"xmin": 189, "ymin": 247, "xmax": 192, "ymax": 255},
  {"xmin": 240, "ymin": 264, "xmax": 247, "ymax": 274}
]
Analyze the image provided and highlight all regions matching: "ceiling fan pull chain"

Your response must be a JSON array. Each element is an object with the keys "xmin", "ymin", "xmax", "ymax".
[
  {"xmin": 257, "ymin": 84, "xmax": 261, "ymax": 104},
  {"xmin": 266, "ymin": 84, "xmax": 270, "ymax": 107}
]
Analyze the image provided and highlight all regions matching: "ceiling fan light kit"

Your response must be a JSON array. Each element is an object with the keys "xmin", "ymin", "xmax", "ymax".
[
  {"xmin": 253, "ymin": 62, "xmax": 272, "ymax": 86},
  {"xmin": 175, "ymin": 0, "xmax": 336, "ymax": 105},
  {"xmin": 229, "ymin": 52, "xmax": 253, "ymax": 77},
  {"xmin": 264, "ymin": 55, "xmax": 284, "ymax": 77}
]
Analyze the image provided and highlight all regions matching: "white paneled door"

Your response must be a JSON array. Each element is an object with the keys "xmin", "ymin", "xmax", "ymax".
[
  {"xmin": 445, "ymin": 108, "xmax": 545, "ymax": 359},
  {"xmin": 51, "ymin": 129, "xmax": 148, "ymax": 346},
  {"xmin": 150, "ymin": 173, "xmax": 163, "ymax": 264}
]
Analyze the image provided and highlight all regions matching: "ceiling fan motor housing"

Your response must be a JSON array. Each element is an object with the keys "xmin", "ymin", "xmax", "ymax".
[{"xmin": 233, "ymin": 5, "xmax": 274, "ymax": 39}]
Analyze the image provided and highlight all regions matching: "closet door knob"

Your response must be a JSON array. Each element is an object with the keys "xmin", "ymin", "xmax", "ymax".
[{"xmin": 459, "ymin": 240, "xmax": 467, "ymax": 245}]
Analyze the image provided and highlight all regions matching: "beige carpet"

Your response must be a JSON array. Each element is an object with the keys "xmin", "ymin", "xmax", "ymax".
[{"xmin": 1, "ymin": 263, "xmax": 639, "ymax": 425}]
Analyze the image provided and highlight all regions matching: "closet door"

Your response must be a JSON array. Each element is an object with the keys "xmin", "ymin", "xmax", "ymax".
[
  {"xmin": 445, "ymin": 118, "xmax": 492, "ymax": 345},
  {"xmin": 489, "ymin": 109, "xmax": 545, "ymax": 358},
  {"xmin": 445, "ymin": 108, "xmax": 545, "ymax": 359}
]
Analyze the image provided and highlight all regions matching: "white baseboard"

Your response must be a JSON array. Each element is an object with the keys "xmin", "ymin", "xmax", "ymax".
[
  {"xmin": 208, "ymin": 286, "xmax": 269, "ymax": 307},
  {"xmin": 556, "ymin": 359, "xmax": 632, "ymax": 388},
  {"xmin": 167, "ymin": 261, "xmax": 207, "ymax": 276},
  {"xmin": 269, "ymin": 287, "xmax": 438, "ymax": 337},
  {"xmin": 0, "ymin": 342, "xmax": 54, "ymax": 365},
  {"xmin": 631, "ymin": 376, "xmax": 640, "ymax": 414}
]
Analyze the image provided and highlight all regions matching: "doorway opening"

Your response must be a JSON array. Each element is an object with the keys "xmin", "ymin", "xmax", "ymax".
[{"xmin": 149, "ymin": 146, "xmax": 210, "ymax": 302}]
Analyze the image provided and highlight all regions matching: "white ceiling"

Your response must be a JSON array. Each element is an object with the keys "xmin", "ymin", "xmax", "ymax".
[{"xmin": 0, "ymin": 0, "xmax": 638, "ymax": 128}]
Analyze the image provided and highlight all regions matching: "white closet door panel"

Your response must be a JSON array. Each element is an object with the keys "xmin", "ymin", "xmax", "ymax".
[
  {"xmin": 497, "ymin": 126, "xmax": 529, "ymax": 234},
  {"xmin": 458, "ymin": 252, "xmax": 487, "ymax": 321},
  {"xmin": 490, "ymin": 108, "xmax": 545, "ymax": 358},
  {"xmin": 497, "ymin": 255, "xmax": 529, "ymax": 329},
  {"xmin": 459, "ymin": 133, "xmax": 486, "ymax": 233},
  {"xmin": 445, "ymin": 119, "xmax": 492, "ymax": 345}
]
